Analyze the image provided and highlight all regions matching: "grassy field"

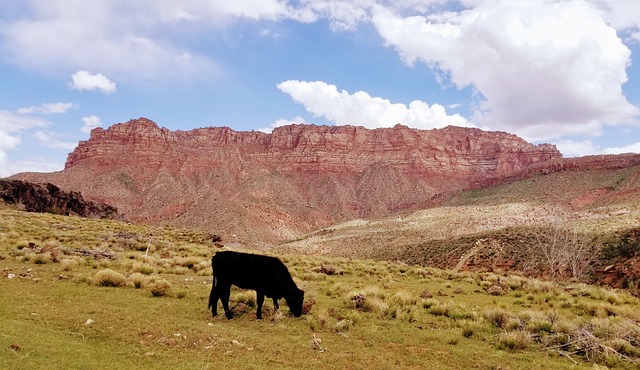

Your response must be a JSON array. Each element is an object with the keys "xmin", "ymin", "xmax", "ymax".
[{"xmin": 1, "ymin": 204, "xmax": 640, "ymax": 369}]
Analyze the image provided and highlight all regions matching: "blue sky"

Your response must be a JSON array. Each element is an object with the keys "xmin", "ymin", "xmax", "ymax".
[{"xmin": 1, "ymin": 0, "xmax": 640, "ymax": 177}]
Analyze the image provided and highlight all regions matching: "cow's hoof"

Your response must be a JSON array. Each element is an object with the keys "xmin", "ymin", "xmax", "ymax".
[{"xmin": 225, "ymin": 312, "xmax": 234, "ymax": 320}]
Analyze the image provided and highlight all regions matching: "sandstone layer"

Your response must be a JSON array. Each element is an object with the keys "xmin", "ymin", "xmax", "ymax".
[{"xmin": 14, "ymin": 118, "xmax": 562, "ymax": 243}]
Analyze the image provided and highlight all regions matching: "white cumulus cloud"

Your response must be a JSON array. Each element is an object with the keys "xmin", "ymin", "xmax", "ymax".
[
  {"xmin": 33, "ymin": 131, "xmax": 77, "ymax": 150},
  {"xmin": 81, "ymin": 115, "xmax": 103, "ymax": 134},
  {"xmin": 370, "ymin": 0, "xmax": 640, "ymax": 141},
  {"xmin": 604, "ymin": 142, "xmax": 640, "ymax": 155},
  {"xmin": 70, "ymin": 71, "xmax": 116, "ymax": 94},
  {"xmin": 17, "ymin": 102, "xmax": 74, "ymax": 115},
  {"xmin": 0, "ymin": 110, "xmax": 50, "ymax": 177},
  {"xmin": 259, "ymin": 116, "xmax": 306, "ymax": 133},
  {"xmin": 277, "ymin": 80, "xmax": 469, "ymax": 129}
]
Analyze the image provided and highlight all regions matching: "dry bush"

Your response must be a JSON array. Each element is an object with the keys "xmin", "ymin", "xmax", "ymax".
[
  {"xmin": 497, "ymin": 330, "xmax": 533, "ymax": 351},
  {"xmin": 175, "ymin": 256, "xmax": 201, "ymax": 269},
  {"xmin": 483, "ymin": 308, "xmax": 511, "ymax": 329},
  {"xmin": 31, "ymin": 252, "xmax": 53, "ymax": 264},
  {"xmin": 334, "ymin": 319, "xmax": 353, "ymax": 332},
  {"xmin": 149, "ymin": 279, "xmax": 172, "ymax": 297},
  {"xmin": 129, "ymin": 272, "xmax": 150, "ymax": 288},
  {"xmin": 131, "ymin": 262, "xmax": 154, "ymax": 275},
  {"xmin": 193, "ymin": 260, "xmax": 211, "ymax": 274},
  {"xmin": 60, "ymin": 258, "xmax": 78, "ymax": 271},
  {"xmin": 231, "ymin": 290, "xmax": 256, "ymax": 308},
  {"xmin": 301, "ymin": 272, "xmax": 327, "ymax": 281},
  {"xmin": 92, "ymin": 269, "xmax": 128, "ymax": 287}
]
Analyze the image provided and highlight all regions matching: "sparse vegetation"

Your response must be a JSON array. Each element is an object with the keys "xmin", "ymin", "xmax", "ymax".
[
  {"xmin": 1, "ymin": 204, "xmax": 640, "ymax": 369},
  {"xmin": 92, "ymin": 269, "xmax": 128, "ymax": 287},
  {"xmin": 149, "ymin": 279, "xmax": 172, "ymax": 297}
]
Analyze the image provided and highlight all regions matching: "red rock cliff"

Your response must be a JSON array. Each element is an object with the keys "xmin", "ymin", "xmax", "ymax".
[{"xmin": 22, "ymin": 118, "xmax": 562, "ymax": 243}]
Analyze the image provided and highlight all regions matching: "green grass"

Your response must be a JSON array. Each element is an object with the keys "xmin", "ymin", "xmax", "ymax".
[{"xmin": 1, "ymin": 205, "xmax": 640, "ymax": 369}]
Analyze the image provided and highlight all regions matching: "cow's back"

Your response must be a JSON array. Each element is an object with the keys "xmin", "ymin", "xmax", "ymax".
[{"xmin": 212, "ymin": 251, "xmax": 295, "ymax": 296}]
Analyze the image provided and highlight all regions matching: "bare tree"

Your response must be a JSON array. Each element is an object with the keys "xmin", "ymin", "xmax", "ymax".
[
  {"xmin": 535, "ymin": 226, "xmax": 567, "ymax": 278},
  {"xmin": 533, "ymin": 225, "xmax": 598, "ymax": 280},
  {"xmin": 564, "ymin": 229, "xmax": 599, "ymax": 280}
]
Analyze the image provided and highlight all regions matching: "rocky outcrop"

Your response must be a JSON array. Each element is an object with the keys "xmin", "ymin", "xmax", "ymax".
[
  {"xmin": 14, "ymin": 118, "xmax": 561, "ymax": 243},
  {"xmin": 0, "ymin": 179, "xmax": 120, "ymax": 219}
]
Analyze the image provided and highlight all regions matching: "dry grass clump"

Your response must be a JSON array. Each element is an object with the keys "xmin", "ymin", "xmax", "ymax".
[
  {"xmin": 193, "ymin": 260, "xmax": 211, "ymax": 274},
  {"xmin": 174, "ymin": 256, "xmax": 202, "ymax": 269},
  {"xmin": 131, "ymin": 262, "xmax": 154, "ymax": 275},
  {"xmin": 345, "ymin": 286, "xmax": 420, "ymax": 321},
  {"xmin": 60, "ymin": 258, "xmax": 79, "ymax": 271},
  {"xmin": 148, "ymin": 279, "xmax": 172, "ymax": 297},
  {"xmin": 483, "ymin": 307, "xmax": 512, "ymax": 329},
  {"xmin": 128, "ymin": 272, "xmax": 150, "ymax": 288},
  {"xmin": 497, "ymin": 330, "xmax": 533, "ymax": 351},
  {"xmin": 231, "ymin": 290, "xmax": 257, "ymax": 308},
  {"xmin": 92, "ymin": 269, "xmax": 128, "ymax": 287}
]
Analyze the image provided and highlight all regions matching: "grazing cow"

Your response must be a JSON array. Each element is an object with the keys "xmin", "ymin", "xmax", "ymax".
[{"xmin": 208, "ymin": 251, "xmax": 304, "ymax": 319}]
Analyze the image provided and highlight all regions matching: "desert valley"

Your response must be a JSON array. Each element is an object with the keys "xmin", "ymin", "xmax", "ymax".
[{"xmin": 2, "ymin": 118, "xmax": 640, "ymax": 369}]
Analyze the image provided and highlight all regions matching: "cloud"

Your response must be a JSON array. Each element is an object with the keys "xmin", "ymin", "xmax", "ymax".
[
  {"xmin": 296, "ymin": 0, "xmax": 374, "ymax": 31},
  {"xmin": 258, "ymin": 116, "xmax": 306, "ymax": 133},
  {"xmin": 0, "ymin": 110, "xmax": 49, "ymax": 132},
  {"xmin": 16, "ymin": 102, "xmax": 74, "ymax": 115},
  {"xmin": 33, "ymin": 131, "xmax": 77, "ymax": 150},
  {"xmin": 604, "ymin": 142, "xmax": 640, "ymax": 155},
  {"xmin": 277, "ymin": 80, "xmax": 469, "ymax": 129},
  {"xmin": 0, "ymin": 1, "xmax": 307, "ymax": 83},
  {"xmin": 554, "ymin": 139, "xmax": 600, "ymax": 158},
  {"xmin": 70, "ymin": 71, "xmax": 116, "ymax": 94},
  {"xmin": 590, "ymin": 0, "xmax": 640, "ymax": 32},
  {"xmin": 1, "ymin": 158, "xmax": 64, "ymax": 177},
  {"xmin": 0, "ymin": 110, "xmax": 50, "ymax": 177},
  {"xmin": 370, "ymin": 0, "xmax": 640, "ymax": 141},
  {"xmin": 81, "ymin": 115, "xmax": 103, "ymax": 133}
]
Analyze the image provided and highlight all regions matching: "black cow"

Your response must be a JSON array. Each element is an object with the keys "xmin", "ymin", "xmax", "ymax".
[{"xmin": 208, "ymin": 251, "xmax": 304, "ymax": 320}]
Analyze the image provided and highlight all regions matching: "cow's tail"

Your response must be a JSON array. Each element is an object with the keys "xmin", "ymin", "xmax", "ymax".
[{"xmin": 208, "ymin": 256, "xmax": 216, "ymax": 309}]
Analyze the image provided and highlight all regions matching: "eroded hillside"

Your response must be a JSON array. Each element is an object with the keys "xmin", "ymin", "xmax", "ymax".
[
  {"xmin": 12, "ymin": 118, "xmax": 561, "ymax": 243},
  {"xmin": 278, "ymin": 164, "xmax": 640, "ymax": 288}
]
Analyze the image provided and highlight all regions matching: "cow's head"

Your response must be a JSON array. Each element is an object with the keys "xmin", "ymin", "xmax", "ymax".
[{"xmin": 285, "ymin": 288, "xmax": 305, "ymax": 317}]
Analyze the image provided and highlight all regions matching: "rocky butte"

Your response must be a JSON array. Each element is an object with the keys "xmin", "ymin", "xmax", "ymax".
[{"xmin": 14, "ymin": 117, "xmax": 562, "ymax": 243}]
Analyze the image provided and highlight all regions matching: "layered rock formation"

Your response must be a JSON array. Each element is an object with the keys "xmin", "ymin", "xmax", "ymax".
[{"xmin": 14, "ymin": 118, "xmax": 562, "ymax": 243}]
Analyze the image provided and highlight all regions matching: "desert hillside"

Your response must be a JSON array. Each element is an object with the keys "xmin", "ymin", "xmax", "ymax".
[
  {"xmin": 279, "ymin": 162, "xmax": 640, "ymax": 287},
  {"xmin": 12, "ymin": 118, "xmax": 561, "ymax": 244}
]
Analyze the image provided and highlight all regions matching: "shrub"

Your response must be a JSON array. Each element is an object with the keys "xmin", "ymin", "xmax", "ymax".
[
  {"xmin": 60, "ymin": 258, "xmax": 78, "ymax": 271},
  {"xmin": 175, "ymin": 256, "xmax": 201, "ymax": 269},
  {"xmin": 131, "ymin": 262, "xmax": 154, "ymax": 275},
  {"xmin": 458, "ymin": 320, "xmax": 483, "ymax": 338},
  {"xmin": 149, "ymin": 279, "xmax": 172, "ymax": 297},
  {"xmin": 334, "ymin": 319, "xmax": 353, "ymax": 332},
  {"xmin": 175, "ymin": 290, "xmax": 187, "ymax": 299},
  {"xmin": 483, "ymin": 308, "xmax": 510, "ymax": 328},
  {"xmin": 92, "ymin": 269, "xmax": 128, "ymax": 287},
  {"xmin": 360, "ymin": 296, "xmax": 389, "ymax": 315},
  {"xmin": 497, "ymin": 330, "xmax": 532, "ymax": 351},
  {"xmin": 429, "ymin": 303, "xmax": 452, "ymax": 317},
  {"xmin": 232, "ymin": 290, "xmax": 257, "ymax": 308},
  {"xmin": 129, "ymin": 273, "xmax": 150, "ymax": 288},
  {"xmin": 526, "ymin": 319, "xmax": 553, "ymax": 334},
  {"xmin": 32, "ymin": 252, "xmax": 53, "ymax": 264},
  {"xmin": 193, "ymin": 260, "xmax": 211, "ymax": 273}
]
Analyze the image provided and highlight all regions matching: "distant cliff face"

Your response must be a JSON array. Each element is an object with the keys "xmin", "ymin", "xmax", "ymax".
[{"xmin": 15, "ymin": 118, "xmax": 562, "ymax": 243}]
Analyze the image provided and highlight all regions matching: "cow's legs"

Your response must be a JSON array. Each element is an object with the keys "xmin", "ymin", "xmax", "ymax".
[
  {"xmin": 218, "ymin": 284, "xmax": 233, "ymax": 319},
  {"xmin": 256, "ymin": 291, "xmax": 265, "ymax": 320},
  {"xmin": 209, "ymin": 284, "xmax": 219, "ymax": 317}
]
